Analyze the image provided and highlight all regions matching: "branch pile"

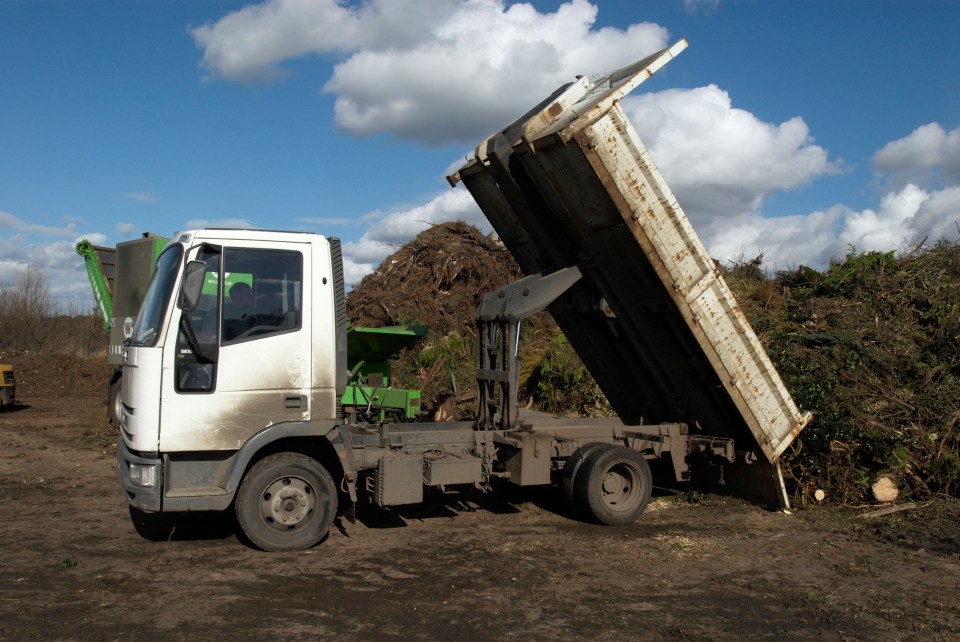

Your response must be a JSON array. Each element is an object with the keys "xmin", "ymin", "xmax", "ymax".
[
  {"xmin": 347, "ymin": 221, "xmax": 522, "ymax": 335},
  {"xmin": 726, "ymin": 241, "xmax": 960, "ymax": 503}
]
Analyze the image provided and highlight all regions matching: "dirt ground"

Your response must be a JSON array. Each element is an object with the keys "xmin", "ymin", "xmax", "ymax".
[{"xmin": 1, "ymin": 357, "xmax": 959, "ymax": 640}]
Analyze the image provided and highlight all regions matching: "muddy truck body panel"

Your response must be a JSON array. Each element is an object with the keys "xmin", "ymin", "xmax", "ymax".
[{"xmin": 451, "ymin": 40, "xmax": 810, "ymax": 464}]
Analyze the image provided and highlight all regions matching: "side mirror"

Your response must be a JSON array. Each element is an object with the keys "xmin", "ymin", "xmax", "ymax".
[{"xmin": 178, "ymin": 260, "xmax": 207, "ymax": 311}]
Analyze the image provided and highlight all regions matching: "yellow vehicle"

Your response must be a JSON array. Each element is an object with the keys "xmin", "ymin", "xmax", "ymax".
[{"xmin": 0, "ymin": 362, "xmax": 15, "ymax": 410}]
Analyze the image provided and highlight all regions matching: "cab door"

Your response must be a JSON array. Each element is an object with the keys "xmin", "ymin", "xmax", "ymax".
[{"xmin": 159, "ymin": 241, "xmax": 312, "ymax": 453}]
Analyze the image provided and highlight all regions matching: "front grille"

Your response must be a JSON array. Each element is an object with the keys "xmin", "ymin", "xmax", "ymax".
[{"xmin": 3, "ymin": 372, "xmax": 13, "ymax": 384}]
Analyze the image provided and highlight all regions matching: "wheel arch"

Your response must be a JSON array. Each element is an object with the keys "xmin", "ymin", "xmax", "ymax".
[{"xmin": 225, "ymin": 421, "xmax": 356, "ymax": 505}]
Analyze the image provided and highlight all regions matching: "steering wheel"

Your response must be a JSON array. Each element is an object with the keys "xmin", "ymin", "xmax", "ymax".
[{"xmin": 233, "ymin": 325, "xmax": 275, "ymax": 341}]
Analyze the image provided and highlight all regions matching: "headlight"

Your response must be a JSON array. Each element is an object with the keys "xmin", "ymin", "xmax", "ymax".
[{"xmin": 128, "ymin": 463, "xmax": 157, "ymax": 488}]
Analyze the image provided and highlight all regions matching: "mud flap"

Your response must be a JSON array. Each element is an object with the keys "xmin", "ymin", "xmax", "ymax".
[{"xmin": 689, "ymin": 458, "xmax": 790, "ymax": 510}]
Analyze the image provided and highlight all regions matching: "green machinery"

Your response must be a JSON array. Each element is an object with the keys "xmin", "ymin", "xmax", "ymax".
[
  {"xmin": 76, "ymin": 240, "xmax": 117, "ymax": 332},
  {"xmin": 343, "ymin": 325, "xmax": 426, "ymax": 422},
  {"xmin": 77, "ymin": 234, "xmax": 169, "ymax": 423},
  {"xmin": 76, "ymin": 234, "xmax": 169, "ymax": 357}
]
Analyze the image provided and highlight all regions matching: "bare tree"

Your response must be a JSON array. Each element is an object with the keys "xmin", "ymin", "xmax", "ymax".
[{"xmin": 0, "ymin": 266, "xmax": 53, "ymax": 352}]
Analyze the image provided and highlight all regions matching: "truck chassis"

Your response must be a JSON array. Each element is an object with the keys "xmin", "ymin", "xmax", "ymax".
[{"xmin": 121, "ymin": 262, "xmax": 736, "ymax": 552}]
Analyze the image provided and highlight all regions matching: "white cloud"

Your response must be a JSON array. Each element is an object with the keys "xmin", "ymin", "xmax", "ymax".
[
  {"xmin": 296, "ymin": 216, "xmax": 353, "ymax": 226},
  {"xmin": 360, "ymin": 188, "xmax": 483, "ymax": 244},
  {"xmin": 705, "ymin": 183, "xmax": 960, "ymax": 270},
  {"xmin": 339, "ymin": 187, "xmax": 483, "ymax": 284},
  {"xmin": 30, "ymin": 239, "xmax": 86, "ymax": 271},
  {"xmin": 75, "ymin": 232, "xmax": 108, "ymax": 247},
  {"xmin": 191, "ymin": 0, "xmax": 466, "ymax": 83},
  {"xmin": 0, "ymin": 233, "xmax": 98, "ymax": 312},
  {"xmin": 117, "ymin": 223, "xmax": 135, "ymax": 236},
  {"xmin": 183, "ymin": 218, "xmax": 256, "ymax": 230},
  {"xmin": 683, "ymin": 0, "xmax": 720, "ymax": 15},
  {"xmin": 623, "ymin": 85, "xmax": 839, "ymax": 226},
  {"xmin": 0, "ymin": 260, "xmax": 24, "ymax": 288},
  {"xmin": 120, "ymin": 192, "xmax": 158, "ymax": 204},
  {"xmin": 0, "ymin": 232, "xmax": 20, "ymax": 253},
  {"xmin": 342, "ymin": 256, "xmax": 376, "ymax": 287},
  {"xmin": 872, "ymin": 122, "xmax": 960, "ymax": 187},
  {"xmin": 192, "ymin": 0, "xmax": 367, "ymax": 82},
  {"xmin": 193, "ymin": 0, "xmax": 669, "ymax": 145},
  {"xmin": 706, "ymin": 207, "xmax": 845, "ymax": 269},
  {"xmin": 908, "ymin": 185, "xmax": 960, "ymax": 242},
  {"xmin": 342, "ymin": 237, "xmax": 394, "ymax": 265},
  {"xmin": 0, "ymin": 220, "xmax": 95, "ymax": 309},
  {"xmin": 838, "ymin": 184, "xmax": 927, "ymax": 252},
  {"xmin": 682, "ymin": 119, "xmax": 959, "ymax": 271},
  {"xmin": 0, "ymin": 210, "xmax": 77, "ymax": 237}
]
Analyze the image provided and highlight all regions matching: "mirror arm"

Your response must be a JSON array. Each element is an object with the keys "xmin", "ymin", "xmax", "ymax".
[{"xmin": 179, "ymin": 313, "xmax": 216, "ymax": 364}]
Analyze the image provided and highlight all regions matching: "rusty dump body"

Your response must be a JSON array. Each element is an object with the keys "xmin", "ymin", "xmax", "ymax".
[{"xmin": 451, "ymin": 40, "xmax": 810, "ymax": 467}]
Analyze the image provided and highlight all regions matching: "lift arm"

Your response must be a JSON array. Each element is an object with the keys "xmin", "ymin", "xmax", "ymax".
[{"xmin": 76, "ymin": 240, "xmax": 115, "ymax": 332}]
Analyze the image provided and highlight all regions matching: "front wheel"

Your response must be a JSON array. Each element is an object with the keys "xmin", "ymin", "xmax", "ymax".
[
  {"xmin": 573, "ymin": 446, "xmax": 652, "ymax": 526},
  {"xmin": 108, "ymin": 378, "xmax": 122, "ymax": 426},
  {"xmin": 235, "ymin": 453, "xmax": 338, "ymax": 552}
]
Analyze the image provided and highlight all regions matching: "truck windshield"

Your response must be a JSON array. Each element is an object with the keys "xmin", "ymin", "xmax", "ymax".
[{"xmin": 129, "ymin": 244, "xmax": 184, "ymax": 347}]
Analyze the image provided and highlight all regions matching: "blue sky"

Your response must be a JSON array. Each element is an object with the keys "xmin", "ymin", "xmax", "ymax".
[{"xmin": 2, "ymin": 0, "xmax": 958, "ymax": 310}]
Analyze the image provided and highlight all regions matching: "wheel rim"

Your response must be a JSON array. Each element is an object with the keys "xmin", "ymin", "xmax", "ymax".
[
  {"xmin": 112, "ymin": 394, "xmax": 122, "ymax": 424},
  {"xmin": 259, "ymin": 475, "xmax": 315, "ymax": 531},
  {"xmin": 599, "ymin": 463, "xmax": 642, "ymax": 513}
]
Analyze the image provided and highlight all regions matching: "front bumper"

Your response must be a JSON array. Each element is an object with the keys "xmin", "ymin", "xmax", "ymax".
[{"xmin": 117, "ymin": 437, "xmax": 162, "ymax": 512}]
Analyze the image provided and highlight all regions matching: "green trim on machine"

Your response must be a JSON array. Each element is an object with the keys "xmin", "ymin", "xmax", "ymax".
[
  {"xmin": 75, "ymin": 240, "xmax": 115, "ymax": 331},
  {"xmin": 343, "ymin": 325, "xmax": 427, "ymax": 422}
]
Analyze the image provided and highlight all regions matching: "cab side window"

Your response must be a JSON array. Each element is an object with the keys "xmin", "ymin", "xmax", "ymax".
[
  {"xmin": 221, "ymin": 248, "xmax": 302, "ymax": 343},
  {"xmin": 176, "ymin": 247, "xmax": 220, "ymax": 393}
]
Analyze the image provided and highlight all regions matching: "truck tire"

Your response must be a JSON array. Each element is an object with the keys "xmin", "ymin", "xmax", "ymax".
[
  {"xmin": 560, "ymin": 442, "xmax": 615, "ymax": 510},
  {"xmin": 108, "ymin": 379, "xmax": 122, "ymax": 426},
  {"xmin": 573, "ymin": 446, "xmax": 652, "ymax": 526},
  {"xmin": 235, "ymin": 453, "xmax": 338, "ymax": 552}
]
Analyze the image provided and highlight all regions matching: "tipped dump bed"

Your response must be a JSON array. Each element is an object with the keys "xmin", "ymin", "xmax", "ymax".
[{"xmin": 451, "ymin": 41, "xmax": 810, "ymax": 463}]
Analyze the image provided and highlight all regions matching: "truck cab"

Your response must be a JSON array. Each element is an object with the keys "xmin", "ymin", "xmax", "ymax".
[{"xmin": 117, "ymin": 229, "xmax": 348, "ymax": 525}]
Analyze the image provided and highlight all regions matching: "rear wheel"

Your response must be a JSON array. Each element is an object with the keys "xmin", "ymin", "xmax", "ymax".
[
  {"xmin": 235, "ymin": 453, "xmax": 337, "ymax": 552},
  {"xmin": 573, "ymin": 446, "xmax": 652, "ymax": 525},
  {"xmin": 560, "ymin": 442, "xmax": 615, "ymax": 510}
]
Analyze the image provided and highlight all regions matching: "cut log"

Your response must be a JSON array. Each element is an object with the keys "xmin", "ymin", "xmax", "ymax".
[{"xmin": 871, "ymin": 476, "xmax": 899, "ymax": 503}]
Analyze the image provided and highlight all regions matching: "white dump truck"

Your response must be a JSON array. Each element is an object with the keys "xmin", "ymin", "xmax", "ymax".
[{"xmin": 118, "ymin": 41, "xmax": 810, "ymax": 551}]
